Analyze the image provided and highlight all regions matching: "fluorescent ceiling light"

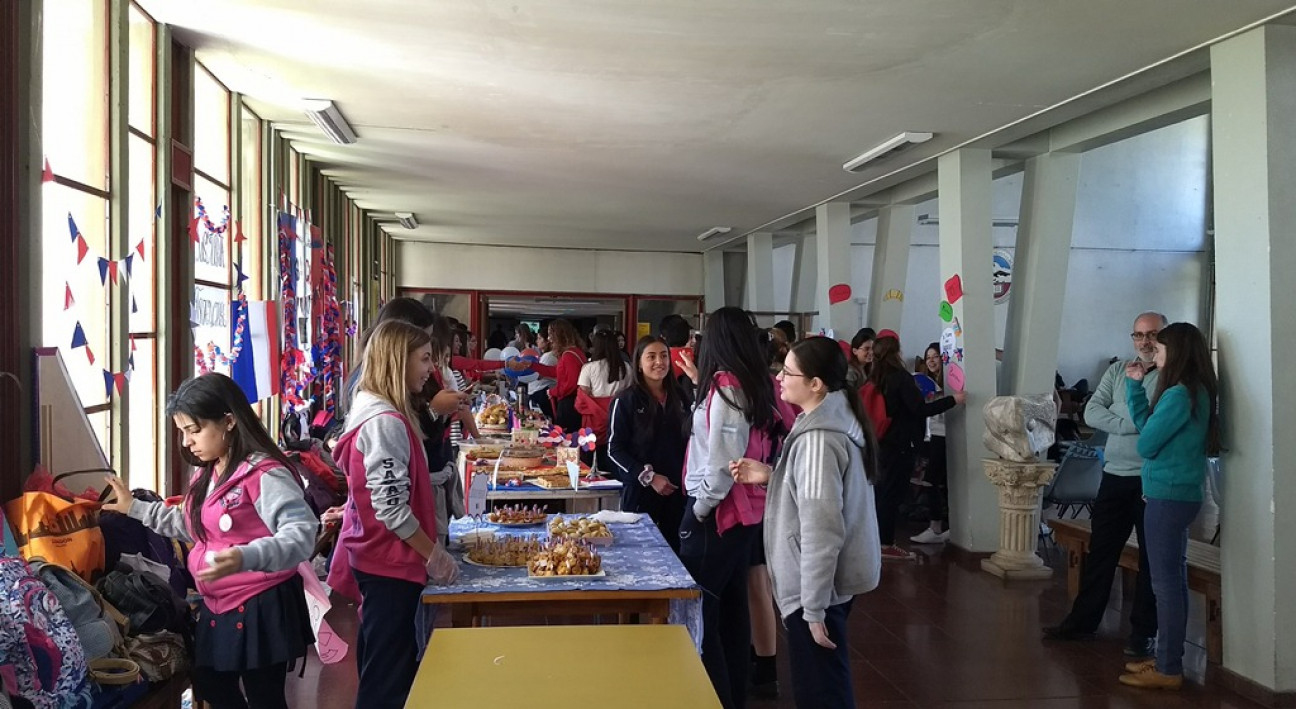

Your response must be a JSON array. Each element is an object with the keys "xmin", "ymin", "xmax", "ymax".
[
  {"xmin": 395, "ymin": 212, "xmax": 418, "ymax": 229},
  {"xmin": 303, "ymin": 99, "xmax": 358, "ymax": 145},
  {"xmin": 916, "ymin": 213, "xmax": 1019, "ymax": 228},
  {"xmin": 696, "ymin": 226, "xmax": 732, "ymax": 242},
  {"xmin": 842, "ymin": 131, "xmax": 933, "ymax": 173}
]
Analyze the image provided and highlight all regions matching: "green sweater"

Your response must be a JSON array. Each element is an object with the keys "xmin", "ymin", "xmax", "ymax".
[{"xmin": 1126, "ymin": 380, "xmax": 1209, "ymax": 502}]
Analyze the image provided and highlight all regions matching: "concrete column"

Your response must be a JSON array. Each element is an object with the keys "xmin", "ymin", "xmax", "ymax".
[
  {"xmin": 746, "ymin": 232, "xmax": 774, "ymax": 323},
  {"xmin": 790, "ymin": 235, "xmax": 817, "ymax": 322},
  {"xmin": 938, "ymin": 148, "xmax": 999, "ymax": 552},
  {"xmin": 1211, "ymin": 25, "xmax": 1296, "ymax": 696},
  {"xmin": 867, "ymin": 204, "xmax": 914, "ymax": 331},
  {"xmin": 703, "ymin": 249, "xmax": 726, "ymax": 312},
  {"xmin": 815, "ymin": 202, "xmax": 853, "ymax": 337},
  {"xmin": 1001, "ymin": 152, "xmax": 1079, "ymax": 396}
]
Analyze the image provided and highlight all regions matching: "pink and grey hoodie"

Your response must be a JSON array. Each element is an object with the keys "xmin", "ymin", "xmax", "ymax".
[
  {"xmin": 128, "ymin": 454, "xmax": 318, "ymax": 614},
  {"xmin": 327, "ymin": 390, "xmax": 437, "ymax": 600}
]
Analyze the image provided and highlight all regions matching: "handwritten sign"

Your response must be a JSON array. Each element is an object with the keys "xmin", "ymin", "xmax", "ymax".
[
  {"xmin": 946, "ymin": 363, "xmax": 966, "ymax": 392},
  {"xmin": 298, "ymin": 562, "xmax": 349, "ymax": 664},
  {"xmin": 466, "ymin": 470, "xmax": 489, "ymax": 516},
  {"xmin": 943, "ymin": 274, "xmax": 964, "ymax": 304},
  {"xmin": 939, "ymin": 300, "xmax": 954, "ymax": 323}
]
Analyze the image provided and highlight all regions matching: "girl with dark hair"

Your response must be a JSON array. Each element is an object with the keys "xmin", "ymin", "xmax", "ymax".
[
  {"xmin": 328, "ymin": 321, "xmax": 460, "ymax": 709},
  {"xmin": 732, "ymin": 337, "xmax": 882, "ymax": 709},
  {"xmin": 576, "ymin": 330, "xmax": 633, "ymax": 467},
  {"xmin": 867, "ymin": 331, "xmax": 965, "ymax": 560},
  {"xmin": 847, "ymin": 328, "xmax": 876, "ymax": 390},
  {"xmin": 529, "ymin": 318, "xmax": 588, "ymax": 431},
  {"xmin": 681, "ymin": 306, "xmax": 785, "ymax": 709},
  {"xmin": 1119, "ymin": 322, "xmax": 1220, "ymax": 691},
  {"xmin": 607, "ymin": 337, "xmax": 688, "ymax": 550},
  {"xmin": 911, "ymin": 342, "xmax": 952, "ymax": 545},
  {"xmin": 103, "ymin": 373, "xmax": 317, "ymax": 709}
]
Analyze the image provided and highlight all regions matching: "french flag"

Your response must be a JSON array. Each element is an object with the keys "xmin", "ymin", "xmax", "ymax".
[{"xmin": 231, "ymin": 299, "xmax": 281, "ymax": 403}]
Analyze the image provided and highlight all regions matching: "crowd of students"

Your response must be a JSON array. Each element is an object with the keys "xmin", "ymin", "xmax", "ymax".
[{"xmin": 98, "ymin": 294, "xmax": 1218, "ymax": 708}]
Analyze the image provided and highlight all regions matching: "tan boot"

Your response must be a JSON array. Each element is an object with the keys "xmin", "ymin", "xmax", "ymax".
[
  {"xmin": 1119, "ymin": 669, "xmax": 1183, "ymax": 690},
  {"xmin": 1124, "ymin": 659, "xmax": 1156, "ymax": 673}
]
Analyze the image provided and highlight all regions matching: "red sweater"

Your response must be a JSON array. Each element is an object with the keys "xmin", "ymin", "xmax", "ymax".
[
  {"xmin": 450, "ymin": 356, "xmax": 505, "ymax": 381},
  {"xmin": 530, "ymin": 349, "xmax": 586, "ymax": 400}
]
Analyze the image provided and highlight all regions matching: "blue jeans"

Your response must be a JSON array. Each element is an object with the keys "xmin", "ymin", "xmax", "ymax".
[{"xmin": 1143, "ymin": 498, "xmax": 1202, "ymax": 676}]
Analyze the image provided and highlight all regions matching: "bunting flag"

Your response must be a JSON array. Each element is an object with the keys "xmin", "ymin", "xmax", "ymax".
[
  {"xmin": 278, "ymin": 212, "xmax": 308, "ymax": 410},
  {"xmin": 76, "ymin": 235, "xmax": 89, "ymax": 264},
  {"xmin": 136, "ymin": 239, "xmax": 146, "ymax": 260},
  {"xmin": 64, "ymin": 283, "xmax": 75, "ymax": 311},
  {"xmin": 154, "ymin": 203, "xmax": 161, "ymax": 219},
  {"xmin": 97, "ymin": 258, "xmax": 110, "ymax": 285},
  {"xmin": 124, "ymin": 254, "xmax": 134, "ymax": 277},
  {"xmin": 235, "ymin": 262, "xmax": 249, "ymax": 287},
  {"xmin": 85, "ymin": 345, "xmax": 95, "ymax": 366},
  {"xmin": 103, "ymin": 370, "xmax": 114, "ymax": 399},
  {"xmin": 65, "ymin": 213, "xmax": 142, "ymax": 282},
  {"xmin": 113, "ymin": 373, "xmax": 127, "ymax": 395},
  {"xmin": 71, "ymin": 322, "xmax": 88, "ymax": 349},
  {"xmin": 107, "ymin": 260, "xmax": 119, "ymax": 285},
  {"xmin": 131, "ymin": 295, "xmax": 138, "ymax": 314},
  {"xmin": 42, "ymin": 158, "xmax": 54, "ymax": 183},
  {"xmin": 67, "ymin": 213, "xmax": 79, "ymax": 243}
]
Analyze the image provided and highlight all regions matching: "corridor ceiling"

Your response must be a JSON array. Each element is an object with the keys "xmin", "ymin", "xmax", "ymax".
[{"xmin": 143, "ymin": 1, "xmax": 1296, "ymax": 252}]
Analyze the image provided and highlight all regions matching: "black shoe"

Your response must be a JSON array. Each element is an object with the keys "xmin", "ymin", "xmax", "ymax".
[
  {"xmin": 1125, "ymin": 636, "xmax": 1156, "ymax": 658},
  {"xmin": 1042, "ymin": 625, "xmax": 1095, "ymax": 641},
  {"xmin": 749, "ymin": 680, "xmax": 779, "ymax": 699}
]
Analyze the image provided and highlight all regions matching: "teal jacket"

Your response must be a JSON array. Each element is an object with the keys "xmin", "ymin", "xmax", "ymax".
[{"xmin": 1126, "ymin": 380, "xmax": 1209, "ymax": 502}]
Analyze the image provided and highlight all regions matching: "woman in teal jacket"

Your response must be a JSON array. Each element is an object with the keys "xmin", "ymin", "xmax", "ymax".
[{"xmin": 1119, "ymin": 322, "xmax": 1220, "ymax": 690}]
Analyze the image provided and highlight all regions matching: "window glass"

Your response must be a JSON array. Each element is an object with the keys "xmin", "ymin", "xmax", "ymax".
[
  {"xmin": 127, "ymin": 5, "xmax": 155, "ymax": 134},
  {"xmin": 42, "ymin": 0, "xmax": 108, "ymax": 189},
  {"xmin": 193, "ymin": 66, "xmax": 230, "ymax": 184},
  {"xmin": 42, "ymin": 184, "xmax": 110, "ymax": 407},
  {"xmin": 128, "ymin": 135, "xmax": 156, "ymax": 332},
  {"xmin": 126, "ymin": 339, "xmax": 157, "ymax": 489}
]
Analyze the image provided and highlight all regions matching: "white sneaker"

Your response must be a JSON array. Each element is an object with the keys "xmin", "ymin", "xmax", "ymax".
[{"xmin": 910, "ymin": 528, "xmax": 948, "ymax": 544}]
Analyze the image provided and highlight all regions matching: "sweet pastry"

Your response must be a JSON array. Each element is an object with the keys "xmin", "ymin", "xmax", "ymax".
[
  {"xmin": 529, "ymin": 475, "xmax": 575, "ymax": 489},
  {"xmin": 548, "ymin": 516, "xmax": 612, "ymax": 540},
  {"xmin": 486, "ymin": 504, "xmax": 548, "ymax": 524},
  {"xmin": 465, "ymin": 537, "xmax": 544, "ymax": 567},
  {"xmin": 477, "ymin": 403, "xmax": 509, "ymax": 428},
  {"xmin": 527, "ymin": 539, "xmax": 603, "ymax": 576}
]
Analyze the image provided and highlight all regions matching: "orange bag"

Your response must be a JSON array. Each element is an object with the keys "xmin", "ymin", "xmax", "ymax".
[{"xmin": 4, "ymin": 474, "xmax": 106, "ymax": 581}]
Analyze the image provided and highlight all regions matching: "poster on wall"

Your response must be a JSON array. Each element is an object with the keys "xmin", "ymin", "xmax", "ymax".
[
  {"xmin": 992, "ymin": 249, "xmax": 1014, "ymax": 304},
  {"xmin": 192, "ymin": 284, "xmax": 231, "ymax": 375}
]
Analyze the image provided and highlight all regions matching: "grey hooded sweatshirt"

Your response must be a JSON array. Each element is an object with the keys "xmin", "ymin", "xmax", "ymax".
[{"xmin": 765, "ymin": 390, "xmax": 881, "ymax": 623}]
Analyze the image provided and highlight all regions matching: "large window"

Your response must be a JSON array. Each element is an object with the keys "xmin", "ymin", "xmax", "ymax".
[
  {"xmin": 192, "ymin": 64, "xmax": 233, "ymax": 377},
  {"xmin": 41, "ymin": 0, "xmax": 111, "ymax": 451}
]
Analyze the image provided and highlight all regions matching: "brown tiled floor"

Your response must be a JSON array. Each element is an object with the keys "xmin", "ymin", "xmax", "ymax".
[{"xmin": 288, "ymin": 527, "xmax": 1261, "ymax": 708}]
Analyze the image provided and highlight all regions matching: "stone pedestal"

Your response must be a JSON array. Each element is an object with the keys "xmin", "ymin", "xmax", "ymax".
[{"xmin": 980, "ymin": 459, "xmax": 1056, "ymax": 580}]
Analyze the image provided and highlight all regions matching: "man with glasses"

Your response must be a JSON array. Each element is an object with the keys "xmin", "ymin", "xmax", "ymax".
[{"xmin": 1043, "ymin": 312, "xmax": 1166, "ymax": 660}]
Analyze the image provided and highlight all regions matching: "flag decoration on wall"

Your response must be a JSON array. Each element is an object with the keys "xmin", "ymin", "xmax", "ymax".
[
  {"xmin": 230, "ymin": 299, "xmax": 281, "ymax": 403},
  {"xmin": 309, "ymin": 244, "xmax": 344, "ymax": 416},
  {"xmin": 67, "ymin": 214, "xmax": 145, "ymax": 286},
  {"xmin": 279, "ymin": 212, "xmax": 309, "ymax": 411}
]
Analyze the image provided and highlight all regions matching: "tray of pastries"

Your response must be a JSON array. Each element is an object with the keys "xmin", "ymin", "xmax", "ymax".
[
  {"xmin": 548, "ymin": 516, "xmax": 613, "ymax": 545},
  {"xmin": 477, "ymin": 402, "xmax": 510, "ymax": 429},
  {"xmin": 464, "ymin": 537, "xmax": 544, "ymax": 567},
  {"xmin": 528, "ymin": 475, "xmax": 577, "ymax": 489},
  {"xmin": 527, "ymin": 539, "xmax": 604, "ymax": 577},
  {"xmin": 499, "ymin": 445, "xmax": 545, "ymax": 469},
  {"xmin": 485, "ymin": 504, "xmax": 548, "ymax": 526}
]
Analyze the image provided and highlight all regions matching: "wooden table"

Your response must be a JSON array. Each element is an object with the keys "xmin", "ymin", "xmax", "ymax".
[
  {"xmin": 1050, "ymin": 517, "xmax": 1222, "ymax": 663},
  {"xmin": 406, "ymin": 625, "xmax": 721, "ymax": 709}
]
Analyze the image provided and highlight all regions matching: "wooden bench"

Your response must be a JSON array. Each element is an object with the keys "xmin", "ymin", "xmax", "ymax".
[{"xmin": 1049, "ymin": 517, "xmax": 1222, "ymax": 664}]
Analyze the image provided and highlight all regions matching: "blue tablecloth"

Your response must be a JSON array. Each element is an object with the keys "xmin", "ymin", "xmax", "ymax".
[{"xmin": 423, "ymin": 515, "xmax": 702, "ymax": 651}]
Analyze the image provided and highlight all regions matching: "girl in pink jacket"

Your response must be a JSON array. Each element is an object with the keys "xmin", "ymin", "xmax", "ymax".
[{"xmin": 104, "ymin": 373, "xmax": 317, "ymax": 709}]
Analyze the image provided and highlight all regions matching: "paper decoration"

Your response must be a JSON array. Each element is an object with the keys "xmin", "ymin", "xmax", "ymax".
[
  {"xmin": 828, "ymin": 284, "xmax": 852, "ymax": 306},
  {"xmin": 234, "ymin": 221, "xmax": 246, "ymax": 244},
  {"xmin": 42, "ymin": 158, "xmax": 54, "ymax": 183},
  {"xmin": 951, "ymin": 317, "xmax": 962, "ymax": 337},
  {"xmin": 71, "ymin": 322, "xmax": 88, "ymax": 349},
  {"xmin": 64, "ymin": 283, "xmax": 75, "ymax": 311},
  {"xmin": 538, "ymin": 426, "xmax": 565, "ymax": 448},
  {"xmin": 298, "ymin": 562, "xmax": 349, "ymax": 664},
  {"xmin": 944, "ymin": 274, "xmax": 964, "ymax": 304},
  {"xmin": 76, "ymin": 235, "xmax": 89, "ymax": 264},
  {"xmin": 946, "ymin": 363, "xmax": 966, "ymax": 392},
  {"xmin": 566, "ymin": 461, "xmax": 581, "ymax": 490},
  {"xmin": 189, "ymin": 216, "xmax": 200, "ymax": 244},
  {"xmin": 309, "ymin": 244, "xmax": 344, "ymax": 415},
  {"xmin": 576, "ymin": 428, "xmax": 597, "ymax": 452},
  {"xmin": 939, "ymin": 328, "xmax": 956, "ymax": 357},
  {"xmin": 278, "ymin": 212, "xmax": 308, "ymax": 410},
  {"xmin": 103, "ymin": 370, "xmax": 114, "ymax": 399},
  {"xmin": 883, "ymin": 289, "xmax": 904, "ymax": 302},
  {"xmin": 85, "ymin": 346, "xmax": 95, "ymax": 366},
  {"xmin": 66, "ymin": 214, "xmax": 142, "ymax": 284},
  {"xmin": 938, "ymin": 301, "xmax": 954, "ymax": 322}
]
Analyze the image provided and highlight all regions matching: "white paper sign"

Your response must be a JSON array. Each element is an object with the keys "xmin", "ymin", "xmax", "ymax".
[
  {"xmin": 566, "ymin": 460, "xmax": 581, "ymax": 490},
  {"xmin": 467, "ymin": 471, "xmax": 489, "ymax": 516},
  {"xmin": 940, "ymin": 328, "xmax": 957, "ymax": 357}
]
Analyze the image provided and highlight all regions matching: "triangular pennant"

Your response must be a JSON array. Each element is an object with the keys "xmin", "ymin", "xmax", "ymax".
[
  {"xmin": 131, "ymin": 295, "xmax": 138, "ymax": 314},
  {"xmin": 71, "ymin": 322, "xmax": 88, "ymax": 349},
  {"xmin": 76, "ymin": 235, "xmax": 89, "ymax": 264},
  {"xmin": 42, "ymin": 158, "xmax": 54, "ymax": 183},
  {"xmin": 67, "ymin": 213, "xmax": 79, "ymax": 243},
  {"xmin": 124, "ymin": 368, "xmax": 133, "ymax": 383},
  {"xmin": 130, "ymin": 337, "xmax": 137, "ymax": 352},
  {"xmin": 103, "ymin": 370, "xmax": 114, "ymax": 399},
  {"xmin": 98, "ymin": 258, "xmax": 110, "ymax": 285},
  {"xmin": 85, "ymin": 345, "xmax": 95, "ymax": 366},
  {"xmin": 128, "ymin": 352, "xmax": 135, "ymax": 369},
  {"xmin": 234, "ymin": 221, "xmax": 246, "ymax": 244},
  {"xmin": 235, "ymin": 262, "xmax": 249, "ymax": 287},
  {"xmin": 124, "ymin": 254, "xmax": 134, "ymax": 277},
  {"xmin": 64, "ymin": 283, "xmax": 75, "ymax": 311},
  {"xmin": 108, "ymin": 260, "xmax": 118, "ymax": 285},
  {"xmin": 136, "ymin": 239, "xmax": 146, "ymax": 260},
  {"xmin": 114, "ymin": 373, "xmax": 127, "ymax": 395}
]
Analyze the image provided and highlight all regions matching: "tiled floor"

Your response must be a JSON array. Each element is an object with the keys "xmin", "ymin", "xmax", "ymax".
[{"xmin": 289, "ymin": 525, "xmax": 1260, "ymax": 708}]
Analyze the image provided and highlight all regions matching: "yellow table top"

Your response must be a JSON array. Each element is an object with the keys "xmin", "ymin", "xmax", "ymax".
[{"xmin": 406, "ymin": 625, "xmax": 721, "ymax": 709}]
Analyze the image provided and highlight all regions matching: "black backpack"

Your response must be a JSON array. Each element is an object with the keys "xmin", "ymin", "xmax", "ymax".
[{"xmin": 96, "ymin": 564, "xmax": 188, "ymax": 636}]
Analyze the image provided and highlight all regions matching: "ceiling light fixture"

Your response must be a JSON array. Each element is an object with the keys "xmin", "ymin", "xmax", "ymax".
[
  {"xmin": 303, "ymin": 99, "xmax": 358, "ymax": 145},
  {"xmin": 696, "ymin": 226, "xmax": 733, "ymax": 242},
  {"xmin": 916, "ymin": 213, "xmax": 1019, "ymax": 228},
  {"xmin": 395, "ymin": 212, "xmax": 418, "ymax": 229},
  {"xmin": 842, "ymin": 131, "xmax": 933, "ymax": 173}
]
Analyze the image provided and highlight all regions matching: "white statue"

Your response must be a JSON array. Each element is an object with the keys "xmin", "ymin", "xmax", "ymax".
[{"xmin": 982, "ymin": 394, "xmax": 1058, "ymax": 462}]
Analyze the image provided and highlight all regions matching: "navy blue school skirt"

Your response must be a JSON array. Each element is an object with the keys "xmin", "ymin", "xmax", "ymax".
[{"xmin": 195, "ymin": 575, "xmax": 314, "ymax": 672}]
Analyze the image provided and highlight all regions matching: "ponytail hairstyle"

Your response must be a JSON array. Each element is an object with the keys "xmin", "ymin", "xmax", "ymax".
[
  {"xmin": 1153, "ymin": 322, "xmax": 1221, "ymax": 456},
  {"xmin": 591, "ymin": 330, "xmax": 628, "ymax": 385},
  {"xmin": 787, "ymin": 337, "xmax": 879, "ymax": 483},
  {"xmin": 359, "ymin": 320, "xmax": 434, "ymax": 426},
  {"xmin": 167, "ymin": 373, "xmax": 296, "ymax": 542}
]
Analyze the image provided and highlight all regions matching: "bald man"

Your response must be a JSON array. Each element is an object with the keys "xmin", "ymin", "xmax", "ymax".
[{"xmin": 1043, "ymin": 312, "xmax": 1167, "ymax": 660}]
